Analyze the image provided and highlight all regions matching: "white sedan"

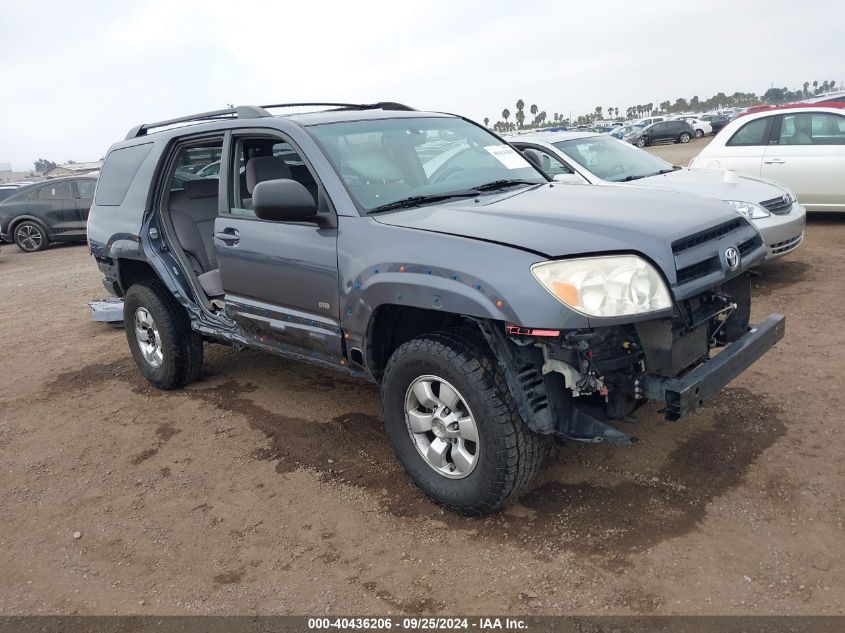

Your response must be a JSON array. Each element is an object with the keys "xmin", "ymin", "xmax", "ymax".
[
  {"xmin": 675, "ymin": 116, "xmax": 712, "ymax": 138},
  {"xmin": 690, "ymin": 107, "xmax": 845, "ymax": 212},
  {"xmin": 508, "ymin": 131, "xmax": 806, "ymax": 259}
]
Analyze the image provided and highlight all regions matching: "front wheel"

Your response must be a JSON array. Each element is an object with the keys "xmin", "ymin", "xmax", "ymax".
[
  {"xmin": 381, "ymin": 330, "xmax": 543, "ymax": 515},
  {"xmin": 123, "ymin": 280, "xmax": 203, "ymax": 389},
  {"xmin": 14, "ymin": 221, "xmax": 49, "ymax": 252},
  {"xmin": 679, "ymin": 132, "xmax": 691, "ymax": 143},
  {"xmin": 635, "ymin": 137, "xmax": 647, "ymax": 148}
]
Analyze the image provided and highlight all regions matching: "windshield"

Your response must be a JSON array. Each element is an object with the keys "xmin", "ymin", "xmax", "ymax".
[
  {"xmin": 308, "ymin": 117, "xmax": 546, "ymax": 211},
  {"xmin": 553, "ymin": 135, "xmax": 673, "ymax": 182}
]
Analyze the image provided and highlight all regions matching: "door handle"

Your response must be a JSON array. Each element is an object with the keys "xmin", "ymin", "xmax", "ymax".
[
  {"xmin": 214, "ymin": 228, "xmax": 240, "ymax": 244},
  {"xmin": 763, "ymin": 158, "xmax": 785, "ymax": 164}
]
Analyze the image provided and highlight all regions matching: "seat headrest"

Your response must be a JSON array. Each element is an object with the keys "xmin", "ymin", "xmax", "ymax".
[
  {"xmin": 246, "ymin": 157, "xmax": 291, "ymax": 194},
  {"xmin": 183, "ymin": 177, "xmax": 219, "ymax": 199}
]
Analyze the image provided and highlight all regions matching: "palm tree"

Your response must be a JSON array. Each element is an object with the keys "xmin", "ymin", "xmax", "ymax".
[
  {"xmin": 516, "ymin": 99, "xmax": 525, "ymax": 114},
  {"xmin": 483, "ymin": 117, "xmax": 489, "ymax": 127},
  {"xmin": 813, "ymin": 80, "xmax": 818, "ymax": 94},
  {"xmin": 515, "ymin": 110, "xmax": 525, "ymax": 128},
  {"xmin": 831, "ymin": 80, "xmax": 837, "ymax": 92},
  {"xmin": 539, "ymin": 111, "xmax": 547, "ymax": 125},
  {"xmin": 502, "ymin": 108, "xmax": 510, "ymax": 124},
  {"xmin": 803, "ymin": 82, "xmax": 810, "ymax": 97},
  {"xmin": 595, "ymin": 106, "xmax": 603, "ymax": 119},
  {"xmin": 530, "ymin": 104, "xmax": 538, "ymax": 118}
]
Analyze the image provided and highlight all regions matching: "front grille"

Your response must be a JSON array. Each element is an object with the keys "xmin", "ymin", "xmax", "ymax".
[
  {"xmin": 760, "ymin": 195, "xmax": 793, "ymax": 215},
  {"xmin": 671, "ymin": 217, "xmax": 763, "ymax": 299},
  {"xmin": 672, "ymin": 219, "xmax": 744, "ymax": 255}
]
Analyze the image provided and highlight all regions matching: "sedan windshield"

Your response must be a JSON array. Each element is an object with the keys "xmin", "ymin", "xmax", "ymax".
[
  {"xmin": 553, "ymin": 135, "xmax": 674, "ymax": 182},
  {"xmin": 308, "ymin": 117, "xmax": 546, "ymax": 211}
]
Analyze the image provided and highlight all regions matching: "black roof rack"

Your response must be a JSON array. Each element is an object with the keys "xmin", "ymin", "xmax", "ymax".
[{"xmin": 125, "ymin": 102, "xmax": 416, "ymax": 139}]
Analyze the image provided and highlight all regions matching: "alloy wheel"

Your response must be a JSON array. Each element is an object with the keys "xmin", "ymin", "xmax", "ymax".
[
  {"xmin": 16, "ymin": 224, "xmax": 43, "ymax": 251},
  {"xmin": 134, "ymin": 307, "xmax": 163, "ymax": 368},
  {"xmin": 404, "ymin": 375, "xmax": 480, "ymax": 479}
]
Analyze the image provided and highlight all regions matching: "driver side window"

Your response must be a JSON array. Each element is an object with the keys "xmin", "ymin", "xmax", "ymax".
[{"xmin": 522, "ymin": 146, "xmax": 573, "ymax": 176}]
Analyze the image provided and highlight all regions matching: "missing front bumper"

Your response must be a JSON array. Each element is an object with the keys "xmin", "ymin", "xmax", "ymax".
[{"xmin": 641, "ymin": 314, "xmax": 785, "ymax": 420}]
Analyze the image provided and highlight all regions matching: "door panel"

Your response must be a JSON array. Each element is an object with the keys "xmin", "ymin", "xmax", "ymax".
[
  {"xmin": 29, "ymin": 181, "xmax": 78, "ymax": 235},
  {"xmin": 74, "ymin": 179, "xmax": 96, "ymax": 231},
  {"xmin": 761, "ymin": 112, "xmax": 845, "ymax": 208},
  {"xmin": 214, "ymin": 217, "xmax": 342, "ymax": 361}
]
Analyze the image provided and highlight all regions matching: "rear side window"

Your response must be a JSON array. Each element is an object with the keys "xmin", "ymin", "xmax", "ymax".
[
  {"xmin": 76, "ymin": 180, "xmax": 96, "ymax": 198},
  {"xmin": 95, "ymin": 143, "xmax": 153, "ymax": 206},
  {"xmin": 727, "ymin": 118, "xmax": 771, "ymax": 146},
  {"xmin": 38, "ymin": 181, "xmax": 74, "ymax": 200}
]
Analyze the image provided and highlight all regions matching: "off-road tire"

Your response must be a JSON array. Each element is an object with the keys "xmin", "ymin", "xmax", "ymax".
[
  {"xmin": 14, "ymin": 221, "xmax": 49, "ymax": 253},
  {"xmin": 679, "ymin": 132, "xmax": 691, "ymax": 143},
  {"xmin": 381, "ymin": 329, "xmax": 543, "ymax": 515},
  {"xmin": 123, "ymin": 280, "xmax": 203, "ymax": 389}
]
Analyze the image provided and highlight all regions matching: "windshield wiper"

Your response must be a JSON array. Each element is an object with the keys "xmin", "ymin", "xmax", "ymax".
[
  {"xmin": 471, "ymin": 179, "xmax": 541, "ymax": 192},
  {"xmin": 366, "ymin": 191, "xmax": 479, "ymax": 215},
  {"xmin": 617, "ymin": 166, "xmax": 681, "ymax": 182}
]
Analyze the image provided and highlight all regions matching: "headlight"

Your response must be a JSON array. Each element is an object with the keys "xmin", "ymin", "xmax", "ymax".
[
  {"xmin": 531, "ymin": 255, "xmax": 672, "ymax": 318},
  {"xmin": 725, "ymin": 200, "xmax": 770, "ymax": 220}
]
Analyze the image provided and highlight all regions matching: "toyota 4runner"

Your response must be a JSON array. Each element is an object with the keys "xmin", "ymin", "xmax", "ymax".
[{"xmin": 88, "ymin": 102, "xmax": 785, "ymax": 514}]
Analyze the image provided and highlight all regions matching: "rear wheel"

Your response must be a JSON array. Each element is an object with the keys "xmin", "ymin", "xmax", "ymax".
[
  {"xmin": 123, "ymin": 280, "xmax": 203, "ymax": 389},
  {"xmin": 381, "ymin": 330, "xmax": 543, "ymax": 515},
  {"xmin": 679, "ymin": 132, "xmax": 691, "ymax": 143},
  {"xmin": 14, "ymin": 221, "xmax": 49, "ymax": 253}
]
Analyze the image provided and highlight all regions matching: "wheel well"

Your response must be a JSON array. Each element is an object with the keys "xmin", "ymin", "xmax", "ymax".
[
  {"xmin": 365, "ymin": 305, "xmax": 479, "ymax": 381},
  {"xmin": 9, "ymin": 216, "xmax": 50, "ymax": 240},
  {"xmin": 118, "ymin": 259, "xmax": 159, "ymax": 296}
]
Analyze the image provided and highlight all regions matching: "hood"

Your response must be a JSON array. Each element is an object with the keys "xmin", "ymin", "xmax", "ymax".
[
  {"xmin": 372, "ymin": 183, "xmax": 743, "ymax": 282},
  {"xmin": 629, "ymin": 167, "xmax": 788, "ymax": 204}
]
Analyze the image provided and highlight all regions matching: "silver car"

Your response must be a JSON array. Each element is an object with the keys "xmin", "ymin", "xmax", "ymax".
[{"xmin": 508, "ymin": 131, "xmax": 806, "ymax": 259}]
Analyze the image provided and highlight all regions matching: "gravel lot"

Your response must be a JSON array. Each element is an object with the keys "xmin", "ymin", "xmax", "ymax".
[{"xmin": 1, "ymin": 149, "xmax": 843, "ymax": 615}]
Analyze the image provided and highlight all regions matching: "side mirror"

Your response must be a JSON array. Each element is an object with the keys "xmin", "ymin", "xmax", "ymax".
[
  {"xmin": 252, "ymin": 179, "xmax": 317, "ymax": 222},
  {"xmin": 553, "ymin": 173, "xmax": 585, "ymax": 184},
  {"xmin": 521, "ymin": 148, "xmax": 545, "ymax": 171}
]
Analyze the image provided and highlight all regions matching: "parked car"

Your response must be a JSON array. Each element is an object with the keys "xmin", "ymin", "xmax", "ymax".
[
  {"xmin": 674, "ymin": 116, "xmax": 713, "ymax": 138},
  {"xmin": 624, "ymin": 120, "xmax": 696, "ymax": 147},
  {"xmin": 88, "ymin": 102, "xmax": 783, "ymax": 514},
  {"xmin": 698, "ymin": 113, "xmax": 731, "ymax": 133},
  {"xmin": 690, "ymin": 106, "xmax": 845, "ymax": 212},
  {"xmin": 0, "ymin": 176, "xmax": 97, "ymax": 252},
  {"xmin": 608, "ymin": 124, "xmax": 643, "ymax": 140},
  {"xmin": 508, "ymin": 131, "xmax": 805, "ymax": 259},
  {"xmin": 0, "ymin": 184, "xmax": 23, "ymax": 203}
]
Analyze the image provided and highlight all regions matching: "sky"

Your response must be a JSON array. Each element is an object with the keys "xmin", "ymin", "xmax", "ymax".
[{"xmin": 0, "ymin": 0, "xmax": 842, "ymax": 170}]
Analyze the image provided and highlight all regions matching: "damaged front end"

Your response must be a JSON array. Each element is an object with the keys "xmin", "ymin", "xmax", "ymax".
[{"xmin": 481, "ymin": 273, "xmax": 784, "ymax": 444}]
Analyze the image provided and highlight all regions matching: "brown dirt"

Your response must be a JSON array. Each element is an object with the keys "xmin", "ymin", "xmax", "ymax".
[{"xmin": 0, "ymin": 217, "xmax": 844, "ymax": 615}]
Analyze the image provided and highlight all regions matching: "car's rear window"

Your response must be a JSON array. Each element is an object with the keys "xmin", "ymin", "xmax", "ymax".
[{"xmin": 95, "ymin": 143, "xmax": 153, "ymax": 206}]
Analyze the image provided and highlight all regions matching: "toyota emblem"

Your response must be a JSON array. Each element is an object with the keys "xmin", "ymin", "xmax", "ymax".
[{"xmin": 724, "ymin": 246, "xmax": 741, "ymax": 271}]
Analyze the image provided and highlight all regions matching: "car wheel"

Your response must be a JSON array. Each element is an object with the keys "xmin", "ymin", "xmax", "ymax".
[
  {"xmin": 381, "ymin": 329, "xmax": 543, "ymax": 515},
  {"xmin": 636, "ymin": 137, "xmax": 647, "ymax": 148},
  {"xmin": 679, "ymin": 132, "xmax": 691, "ymax": 143},
  {"xmin": 123, "ymin": 280, "xmax": 203, "ymax": 390},
  {"xmin": 695, "ymin": 129, "xmax": 704, "ymax": 139},
  {"xmin": 13, "ymin": 221, "xmax": 49, "ymax": 253}
]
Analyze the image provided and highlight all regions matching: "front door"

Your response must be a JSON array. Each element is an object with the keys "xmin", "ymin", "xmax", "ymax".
[
  {"xmin": 30, "ymin": 180, "xmax": 79, "ymax": 237},
  {"xmin": 214, "ymin": 133, "xmax": 343, "ymax": 364},
  {"xmin": 74, "ymin": 178, "xmax": 96, "ymax": 230},
  {"xmin": 761, "ymin": 111, "xmax": 845, "ymax": 210}
]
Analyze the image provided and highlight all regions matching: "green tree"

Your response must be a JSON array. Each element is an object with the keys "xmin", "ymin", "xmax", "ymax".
[
  {"xmin": 502, "ymin": 108, "xmax": 510, "ymax": 124},
  {"xmin": 803, "ymin": 82, "xmax": 810, "ymax": 97},
  {"xmin": 515, "ymin": 110, "xmax": 525, "ymax": 128},
  {"xmin": 516, "ymin": 99, "xmax": 524, "ymax": 114},
  {"xmin": 813, "ymin": 80, "xmax": 818, "ymax": 94},
  {"xmin": 530, "ymin": 104, "xmax": 538, "ymax": 117},
  {"xmin": 33, "ymin": 158, "xmax": 57, "ymax": 174},
  {"xmin": 483, "ymin": 117, "xmax": 489, "ymax": 127},
  {"xmin": 595, "ymin": 106, "xmax": 602, "ymax": 119}
]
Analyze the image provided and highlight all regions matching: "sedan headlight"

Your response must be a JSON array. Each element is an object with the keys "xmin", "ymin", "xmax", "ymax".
[
  {"xmin": 531, "ymin": 255, "xmax": 672, "ymax": 318},
  {"xmin": 725, "ymin": 200, "xmax": 770, "ymax": 220}
]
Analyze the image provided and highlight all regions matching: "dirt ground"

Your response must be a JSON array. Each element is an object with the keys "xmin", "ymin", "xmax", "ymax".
[
  {"xmin": 643, "ymin": 135, "xmax": 712, "ymax": 166},
  {"xmin": 1, "ymin": 208, "xmax": 844, "ymax": 616}
]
